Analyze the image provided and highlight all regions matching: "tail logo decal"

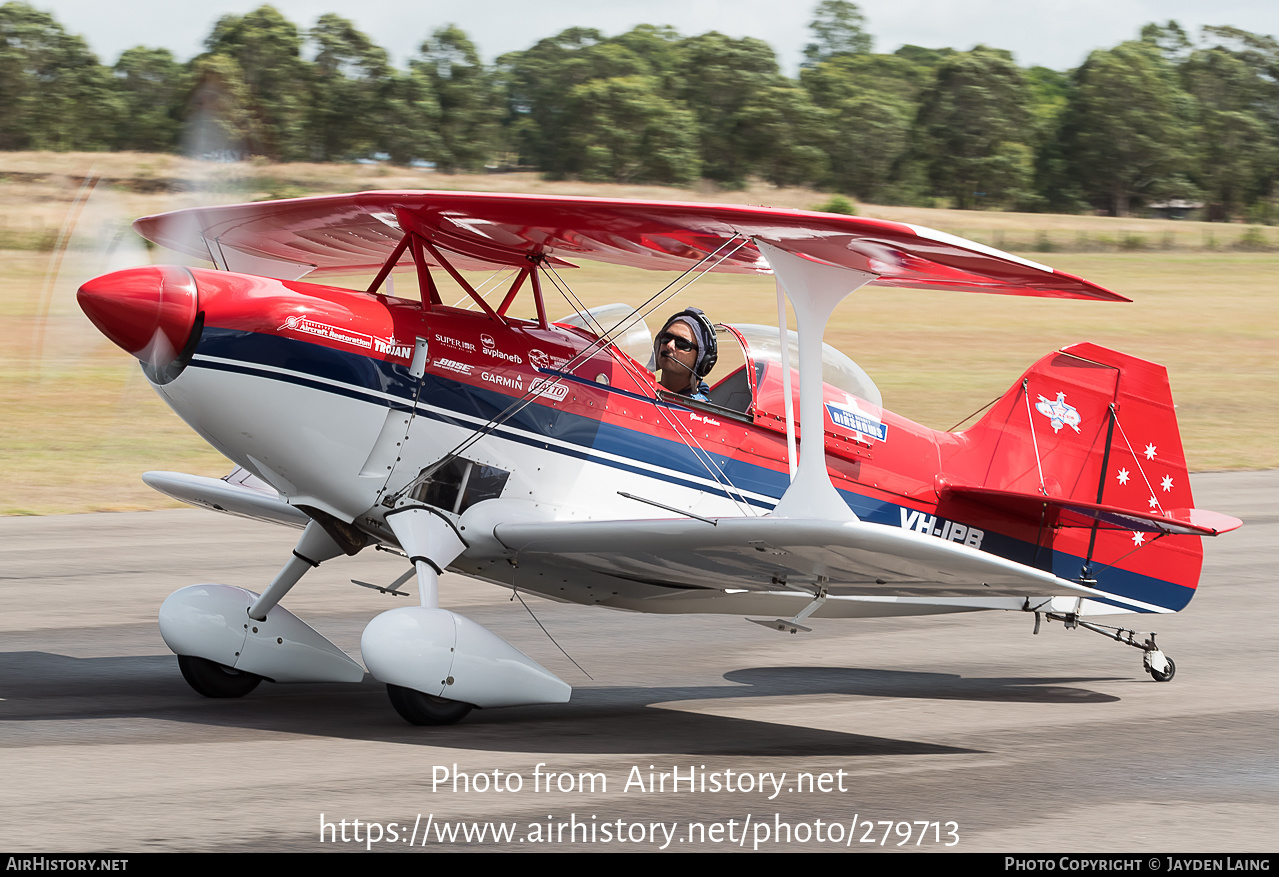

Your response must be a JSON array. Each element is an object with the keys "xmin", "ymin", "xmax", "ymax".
[{"xmin": 1035, "ymin": 391, "xmax": 1082, "ymax": 433}]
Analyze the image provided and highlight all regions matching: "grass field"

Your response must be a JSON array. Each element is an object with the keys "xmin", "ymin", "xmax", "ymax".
[{"xmin": 2, "ymin": 153, "xmax": 1275, "ymax": 515}]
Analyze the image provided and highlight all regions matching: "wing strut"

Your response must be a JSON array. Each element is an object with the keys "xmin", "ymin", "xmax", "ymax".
[
  {"xmin": 756, "ymin": 241, "xmax": 877, "ymax": 521},
  {"xmin": 495, "ymin": 268, "xmax": 531, "ymax": 317},
  {"xmin": 366, "ymin": 232, "xmax": 412, "ymax": 295},
  {"xmin": 416, "ymin": 235, "xmax": 504, "ymax": 323},
  {"xmin": 775, "ymin": 278, "xmax": 798, "ymax": 480},
  {"xmin": 527, "ymin": 257, "xmax": 550, "ymax": 328}
]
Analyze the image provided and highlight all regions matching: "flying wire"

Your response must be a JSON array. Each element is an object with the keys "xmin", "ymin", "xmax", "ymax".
[
  {"xmin": 392, "ymin": 236, "xmax": 753, "ymax": 501},
  {"xmin": 539, "ymin": 243, "xmax": 761, "ymax": 515},
  {"xmin": 508, "ymin": 570, "xmax": 593, "ymax": 680},
  {"xmin": 449, "ymin": 266, "xmax": 512, "ymax": 310}
]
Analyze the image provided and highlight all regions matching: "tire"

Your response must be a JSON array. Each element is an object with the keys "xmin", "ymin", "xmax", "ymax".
[
  {"xmin": 1148, "ymin": 657, "xmax": 1176, "ymax": 683},
  {"xmin": 177, "ymin": 655, "xmax": 262, "ymax": 698},
  {"xmin": 386, "ymin": 684, "xmax": 473, "ymax": 726}
]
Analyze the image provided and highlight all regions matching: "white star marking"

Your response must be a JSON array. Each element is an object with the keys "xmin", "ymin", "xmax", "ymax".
[
  {"xmin": 1132, "ymin": 532, "xmax": 1145, "ymax": 546},
  {"xmin": 1148, "ymin": 495, "xmax": 1159, "ymax": 509},
  {"xmin": 1161, "ymin": 474, "xmax": 1174, "ymax": 492},
  {"xmin": 1117, "ymin": 468, "xmax": 1130, "ymax": 485},
  {"xmin": 1144, "ymin": 443, "xmax": 1157, "ymax": 460}
]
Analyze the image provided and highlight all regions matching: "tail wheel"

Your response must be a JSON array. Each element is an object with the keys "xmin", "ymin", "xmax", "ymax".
[
  {"xmin": 386, "ymin": 684, "xmax": 473, "ymax": 726},
  {"xmin": 177, "ymin": 655, "xmax": 262, "ymax": 698},
  {"xmin": 1148, "ymin": 657, "xmax": 1176, "ymax": 682}
]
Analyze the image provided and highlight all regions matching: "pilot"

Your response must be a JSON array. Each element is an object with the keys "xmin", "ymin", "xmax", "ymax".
[{"xmin": 649, "ymin": 308, "xmax": 717, "ymax": 402}]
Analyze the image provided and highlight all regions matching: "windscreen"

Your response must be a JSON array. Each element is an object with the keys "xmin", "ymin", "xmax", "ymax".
[
  {"xmin": 727, "ymin": 323, "xmax": 881, "ymax": 408},
  {"xmin": 554, "ymin": 303, "xmax": 653, "ymax": 364}
]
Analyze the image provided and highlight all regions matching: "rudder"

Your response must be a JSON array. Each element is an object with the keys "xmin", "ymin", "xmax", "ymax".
[{"xmin": 944, "ymin": 342, "xmax": 1204, "ymax": 612}]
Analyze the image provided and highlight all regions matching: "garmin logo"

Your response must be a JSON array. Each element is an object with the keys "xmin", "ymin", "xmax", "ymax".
[{"xmin": 481, "ymin": 371, "xmax": 523, "ymax": 391}]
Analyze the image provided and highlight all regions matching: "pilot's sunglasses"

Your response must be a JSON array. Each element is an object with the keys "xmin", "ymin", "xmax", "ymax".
[{"xmin": 658, "ymin": 332, "xmax": 698, "ymax": 352}]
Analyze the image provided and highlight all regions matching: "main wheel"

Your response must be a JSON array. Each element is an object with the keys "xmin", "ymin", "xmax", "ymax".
[
  {"xmin": 177, "ymin": 655, "xmax": 262, "ymax": 698},
  {"xmin": 386, "ymin": 684, "xmax": 473, "ymax": 726},
  {"xmin": 1148, "ymin": 656, "xmax": 1176, "ymax": 682}
]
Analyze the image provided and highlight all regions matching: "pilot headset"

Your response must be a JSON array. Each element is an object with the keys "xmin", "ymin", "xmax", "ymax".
[{"xmin": 656, "ymin": 308, "xmax": 718, "ymax": 378}]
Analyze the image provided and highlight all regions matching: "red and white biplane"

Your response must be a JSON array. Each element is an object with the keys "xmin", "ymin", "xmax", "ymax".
[{"xmin": 77, "ymin": 191, "xmax": 1241, "ymax": 725}]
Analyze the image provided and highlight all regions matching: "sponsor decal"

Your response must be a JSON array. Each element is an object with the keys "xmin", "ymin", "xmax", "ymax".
[
  {"xmin": 434, "ymin": 333, "xmax": 476, "ymax": 353},
  {"xmin": 372, "ymin": 336, "xmax": 413, "ymax": 359},
  {"xmin": 481, "ymin": 371, "xmax": 524, "ymax": 391},
  {"xmin": 482, "ymin": 345, "xmax": 524, "ymax": 364},
  {"xmin": 689, "ymin": 412, "xmax": 720, "ymax": 426},
  {"xmin": 436, "ymin": 358, "xmax": 473, "ymax": 376},
  {"xmin": 1035, "ymin": 391, "xmax": 1082, "ymax": 433},
  {"xmin": 529, "ymin": 377, "xmax": 568, "ymax": 401},
  {"xmin": 825, "ymin": 399, "xmax": 888, "ymax": 443},
  {"xmin": 281, "ymin": 315, "xmax": 410, "ymax": 359},
  {"xmin": 281, "ymin": 315, "xmax": 373, "ymax": 350},
  {"xmin": 477, "ymin": 331, "xmax": 525, "ymax": 364},
  {"xmin": 528, "ymin": 347, "xmax": 571, "ymax": 370},
  {"xmin": 900, "ymin": 508, "xmax": 984, "ymax": 549}
]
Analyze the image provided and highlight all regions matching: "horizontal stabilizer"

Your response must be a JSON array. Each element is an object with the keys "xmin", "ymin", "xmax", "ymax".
[{"xmin": 939, "ymin": 483, "xmax": 1242, "ymax": 536}]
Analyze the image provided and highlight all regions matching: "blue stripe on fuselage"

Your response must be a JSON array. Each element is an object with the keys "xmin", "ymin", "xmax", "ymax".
[{"xmin": 191, "ymin": 327, "xmax": 1194, "ymax": 612}]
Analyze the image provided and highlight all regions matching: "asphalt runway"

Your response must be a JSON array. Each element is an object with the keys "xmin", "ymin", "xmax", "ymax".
[{"xmin": 2, "ymin": 470, "xmax": 1275, "ymax": 853}]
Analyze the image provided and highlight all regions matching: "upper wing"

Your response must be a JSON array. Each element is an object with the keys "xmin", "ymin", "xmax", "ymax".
[
  {"xmin": 490, "ymin": 515, "xmax": 1138, "ymax": 605},
  {"xmin": 133, "ymin": 191, "xmax": 1125, "ymax": 301}
]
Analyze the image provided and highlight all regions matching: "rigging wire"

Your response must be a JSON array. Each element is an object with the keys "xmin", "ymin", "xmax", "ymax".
[
  {"xmin": 392, "ymin": 236, "xmax": 753, "ymax": 501},
  {"xmin": 508, "ymin": 572, "xmax": 593, "ymax": 680},
  {"xmin": 543, "ymin": 264, "xmax": 757, "ymax": 516},
  {"xmin": 946, "ymin": 394, "xmax": 1001, "ymax": 432},
  {"xmin": 539, "ymin": 245, "xmax": 761, "ymax": 516},
  {"xmin": 1021, "ymin": 379, "xmax": 1048, "ymax": 495},
  {"xmin": 1112, "ymin": 415, "xmax": 1165, "ymax": 514},
  {"xmin": 449, "ymin": 266, "xmax": 513, "ymax": 310}
]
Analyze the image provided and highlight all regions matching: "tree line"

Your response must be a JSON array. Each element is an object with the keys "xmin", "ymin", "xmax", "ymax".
[{"xmin": 2, "ymin": 1, "xmax": 1277, "ymax": 219}]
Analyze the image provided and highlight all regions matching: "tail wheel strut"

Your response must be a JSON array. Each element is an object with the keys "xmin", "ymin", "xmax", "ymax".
[{"xmin": 1029, "ymin": 609, "xmax": 1176, "ymax": 682}]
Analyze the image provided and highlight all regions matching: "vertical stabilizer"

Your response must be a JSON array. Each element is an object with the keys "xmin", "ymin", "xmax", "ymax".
[{"xmin": 944, "ymin": 343, "xmax": 1205, "ymax": 611}]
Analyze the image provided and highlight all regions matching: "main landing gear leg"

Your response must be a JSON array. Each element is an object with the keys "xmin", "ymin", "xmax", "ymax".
[
  {"xmin": 362, "ymin": 503, "xmax": 572, "ymax": 725},
  {"xmin": 379, "ymin": 505, "xmax": 474, "ymax": 724},
  {"xmin": 162, "ymin": 520, "xmax": 365, "ymax": 698},
  {"xmin": 247, "ymin": 520, "xmax": 348, "ymax": 621},
  {"xmin": 1029, "ymin": 607, "xmax": 1176, "ymax": 682}
]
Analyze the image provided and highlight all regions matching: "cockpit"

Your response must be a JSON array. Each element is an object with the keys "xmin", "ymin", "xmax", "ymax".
[{"xmin": 555, "ymin": 304, "xmax": 882, "ymax": 424}]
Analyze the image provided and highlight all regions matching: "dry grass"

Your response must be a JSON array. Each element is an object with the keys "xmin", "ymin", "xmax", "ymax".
[
  {"xmin": 3, "ymin": 151, "xmax": 1272, "ymax": 253},
  {"xmin": 2, "ymin": 153, "xmax": 1274, "ymax": 514}
]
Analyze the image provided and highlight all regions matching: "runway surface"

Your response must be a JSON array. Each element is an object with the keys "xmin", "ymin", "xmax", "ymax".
[{"xmin": 2, "ymin": 470, "xmax": 1275, "ymax": 852}]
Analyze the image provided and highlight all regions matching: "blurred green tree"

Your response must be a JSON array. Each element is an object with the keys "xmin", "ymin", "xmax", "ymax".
[{"xmin": 910, "ymin": 46, "xmax": 1034, "ymax": 209}]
